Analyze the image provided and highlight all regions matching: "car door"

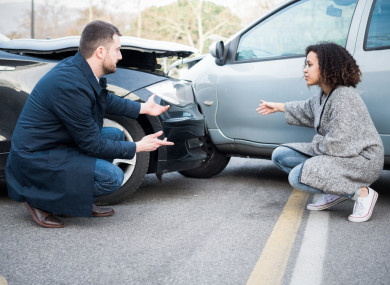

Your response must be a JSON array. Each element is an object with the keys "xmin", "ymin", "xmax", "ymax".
[
  {"xmin": 352, "ymin": 0, "xmax": 390, "ymax": 158},
  {"xmin": 215, "ymin": 0, "xmax": 362, "ymax": 145}
]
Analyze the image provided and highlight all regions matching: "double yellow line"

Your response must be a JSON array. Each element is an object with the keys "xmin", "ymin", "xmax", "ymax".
[{"xmin": 247, "ymin": 189, "xmax": 310, "ymax": 285}]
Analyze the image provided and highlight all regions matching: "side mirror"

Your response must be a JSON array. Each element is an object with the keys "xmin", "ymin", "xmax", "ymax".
[{"xmin": 209, "ymin": 41, "xmax": 225, "ymax": 66}]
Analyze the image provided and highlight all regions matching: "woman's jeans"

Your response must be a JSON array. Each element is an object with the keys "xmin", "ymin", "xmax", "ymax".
[
  {"xmin": 272, "ymin": 146, "xmax": 356, "ymax": 199},
  {"xmin": 94, "ymin": 127, "xmax": 125, "ymax": 198}
]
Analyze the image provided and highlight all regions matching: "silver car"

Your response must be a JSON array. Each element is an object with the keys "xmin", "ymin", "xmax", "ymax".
[{"xmin": 181, "ymin": 0, "xmax": 390, "ymax": 178}]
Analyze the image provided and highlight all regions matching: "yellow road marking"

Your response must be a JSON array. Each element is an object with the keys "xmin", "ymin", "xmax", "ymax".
[
  {"xmin": 0, "ymin": 275, "xmax": 8, "ymax": 285},
  {"xmin": 247, "ymin": 189, "xmax": 310, "ymax": 285}
]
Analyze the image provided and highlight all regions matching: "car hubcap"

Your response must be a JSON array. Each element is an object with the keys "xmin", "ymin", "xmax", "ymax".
[{"xmin": 103, "ymin": 119, "xmax": 136, "ymax": 186}]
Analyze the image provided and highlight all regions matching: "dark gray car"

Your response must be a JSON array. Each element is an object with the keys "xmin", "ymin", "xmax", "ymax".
[{"xmin": 0, "ymin": 36, "xmax": 206, "ymax": 203}]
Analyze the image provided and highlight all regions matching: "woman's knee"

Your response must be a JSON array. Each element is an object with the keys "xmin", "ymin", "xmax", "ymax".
[
  {"xmin": 288, "ymin": 165, "xmax": 323, "ymax": 195},
  {"xmin": 288, "ymin": 167, "xmax": 301, "ymax": 189},
  {"xmin": 272, "ymin": 146, "xmax": 298, "ymax": 173},
  {"xmin": 271, "ymin": 146, "xmax": 291, "ymax": 164}
]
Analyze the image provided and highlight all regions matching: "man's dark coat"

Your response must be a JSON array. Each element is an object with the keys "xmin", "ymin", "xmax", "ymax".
[{"xmin": 6, "ymin": 52, "xmax": 140, "ymax": 217}]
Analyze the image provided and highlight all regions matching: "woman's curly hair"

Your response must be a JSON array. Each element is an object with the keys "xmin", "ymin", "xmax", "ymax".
[{"xmin": 305, "ymin": 42, "xmax": 362, "ymax": 89}]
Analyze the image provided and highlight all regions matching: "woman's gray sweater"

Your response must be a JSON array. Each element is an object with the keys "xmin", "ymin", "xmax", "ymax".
[{"xmin": 284, "ymin": 86, "xmax": 384, "ymax": 195}]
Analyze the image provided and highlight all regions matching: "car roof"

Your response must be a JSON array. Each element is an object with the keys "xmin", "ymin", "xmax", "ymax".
[{"xmin": 0, "ymin": 36, "xmax": 197, "ymax": 58}]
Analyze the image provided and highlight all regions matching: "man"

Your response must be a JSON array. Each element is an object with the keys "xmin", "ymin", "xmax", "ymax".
[{"xmin": 5, "ymin": 20, "xmax": 173, "ymax": 228}]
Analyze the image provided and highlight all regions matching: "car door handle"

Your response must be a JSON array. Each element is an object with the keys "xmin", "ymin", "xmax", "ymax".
[
  {"xmin": 204, "ymin": 100, "xmax": 214, "ymax": 106},
  {"xmin": 0, "ymin": 66, "xmax": 16, "ymax": 71}
]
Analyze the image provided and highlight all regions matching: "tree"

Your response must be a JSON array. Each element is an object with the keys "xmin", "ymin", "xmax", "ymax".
[
  {"xmin": 128, "ymin": 0, "xmax": 242, "ymax": 53},
  {"xmin": 241, "ymin": 0, "xmax": 284, "ymax": 26},
  {"xmin": 15, "ymin": 0, "xmax": 79, "ymax": 39},
  {"xmin": 35, "ymin": 0, "xmax": 74, "ymax": 38},
  {"xmin": 14, "ymin": 0, "xmax": 134, "ymax": 39}
]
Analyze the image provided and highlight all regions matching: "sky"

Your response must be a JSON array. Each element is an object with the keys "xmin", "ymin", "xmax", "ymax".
[
  {"xmin": 0, "ymin": 0, "xmax": 279, "ymax": 37},
  {"xmin": 1, "ymin": 0, "xmax": 239, "ymax": 9}
]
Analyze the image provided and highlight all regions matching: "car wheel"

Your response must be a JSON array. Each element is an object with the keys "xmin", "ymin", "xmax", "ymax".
[
  {"xmin": 0, "ymin": 180, "xmax": 7, "ymax": 197},
  {"xmin": 179, "ymin": 136, "xmax": 230, "ymax": 178},
  {"xmin": 95, "ymin": 116, "xmax": 149, "ymax": 205}
]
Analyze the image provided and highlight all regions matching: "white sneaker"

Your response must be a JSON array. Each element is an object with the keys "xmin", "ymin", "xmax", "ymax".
[
  {"xmin": 348, "ymin": 187, "xmax": 378, "ymax": 222},
  {"xmin": 307, "ymin": 194, "xmax": 347, "ymax": 211}
]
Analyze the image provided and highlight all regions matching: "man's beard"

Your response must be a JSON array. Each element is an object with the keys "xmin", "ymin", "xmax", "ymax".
[{"xmin": 102, "ymin": 58, "xmax": 117, "ymax": 75}]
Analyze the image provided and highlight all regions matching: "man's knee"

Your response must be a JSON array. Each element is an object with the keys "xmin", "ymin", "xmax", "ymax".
[
  {"xmin": 94, "ymin": 162, "xmax": 124, "ymax": 197},
  {"xmin": 101, "ymin": 127, "xmax": 125, "ymax": 142},
  {"xmin": 104, "ymin": 165, "xmax": 124, "ymax": 190},
  {"xmin": 109, "ymin": 166, "xmax": 124, "ymax": 189}
]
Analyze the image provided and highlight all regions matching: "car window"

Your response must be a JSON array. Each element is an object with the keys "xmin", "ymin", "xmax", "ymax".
[
  {"xmin": 365, "ymin": 0, "xmax": 390, "ymax": 50},
  {"xmin": 236, "ymin": 0, "xmax": 358, "ymax": 61}
]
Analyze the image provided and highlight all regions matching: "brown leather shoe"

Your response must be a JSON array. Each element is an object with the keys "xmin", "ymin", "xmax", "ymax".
[
  {"xmin": 24, "ymin": 202, "xmax": 64, "ymax": 228},
  {"xmin": 92, "ymin": 204, "xmax": 115, "ymax": 217}
]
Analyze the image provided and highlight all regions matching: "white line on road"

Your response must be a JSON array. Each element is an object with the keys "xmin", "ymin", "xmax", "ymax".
[{"xmin": 290, "ymin": 194, "xmax": 329, "ymax": 285}]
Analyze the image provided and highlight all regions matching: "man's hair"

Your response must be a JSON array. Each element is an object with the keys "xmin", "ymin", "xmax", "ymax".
[
  {"xmin": 305, "ymin": 42, "xmax": 361, "ymax": 89},
  {"xmin": 79, "ymin": 20, "xmax": 122, "ymax": 59}
]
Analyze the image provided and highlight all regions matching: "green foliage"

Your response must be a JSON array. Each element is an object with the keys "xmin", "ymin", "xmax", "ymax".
[
  {"xmin": 127, "ymin": 0, "xmax": 242, "ymax": 53},
  {"xmin": 12, "ymin": 0, "xmax": 242, "ymax": 55}
]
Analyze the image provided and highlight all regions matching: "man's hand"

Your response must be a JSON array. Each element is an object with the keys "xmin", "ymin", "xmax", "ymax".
[
  {"xmin": 139, "ymin": 94, "xmax": 170, "ymax": 116},
  {"xmin": 135, "ymin": 131, "xmax": 174, "ymax": 153}
]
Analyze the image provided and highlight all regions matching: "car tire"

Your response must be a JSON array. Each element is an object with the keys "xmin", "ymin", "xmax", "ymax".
[
  {"xmin": 0, "ymin": 180, "xmax": 7, "ymax": 197},
  {"xmin": 95, "ymin": 116, "xmax": 149, "ymax": 205},
  {"xmin": 179, "ymin": 136, "xmax": 230, "ymax": 178}
]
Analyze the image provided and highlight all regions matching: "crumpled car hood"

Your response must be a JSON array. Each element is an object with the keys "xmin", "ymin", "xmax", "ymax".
[{"xmin": 0, "ymin": 36, "xmax": 197, "ymax": 58}]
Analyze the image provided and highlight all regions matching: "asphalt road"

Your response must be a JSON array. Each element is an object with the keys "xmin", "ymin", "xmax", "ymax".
[{"xmin": 1, "ymin": 157, "xmax": 390, "ymax": 285}]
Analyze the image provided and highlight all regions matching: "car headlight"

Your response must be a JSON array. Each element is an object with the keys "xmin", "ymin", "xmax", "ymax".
[{"xmin": 145, "ymin": 79, "xmax": 194, "ymax": 107}]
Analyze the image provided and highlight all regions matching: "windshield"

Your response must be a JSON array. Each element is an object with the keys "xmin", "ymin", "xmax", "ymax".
[{"xmin": 236, "ymin": 0, "xmax": 358, "ymax": 61}]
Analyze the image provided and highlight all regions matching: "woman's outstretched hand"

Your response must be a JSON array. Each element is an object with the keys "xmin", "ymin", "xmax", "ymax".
[{"xmin": 256, "ymin": 100, "xmax": 285, "ymax": 115}]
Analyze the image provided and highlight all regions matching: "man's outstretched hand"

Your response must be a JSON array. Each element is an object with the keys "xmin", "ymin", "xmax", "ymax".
[
  {"xmin": 139, "ymin": 94, "xmax": 170, "ymax": 116},
  {"xmin": 135, "ymin": 131, "xmax": 174, "ymax": 153}
]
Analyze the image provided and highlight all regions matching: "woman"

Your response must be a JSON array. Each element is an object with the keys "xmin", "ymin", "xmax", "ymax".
[{"xmin": 256, "ymin": 42, "xmax": 384, "ymax": 222}]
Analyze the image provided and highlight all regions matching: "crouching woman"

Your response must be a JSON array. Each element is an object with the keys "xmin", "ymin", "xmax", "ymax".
[{"xmin": 257, "ymin": 42, "xmax": 384, "ymax": 222}]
